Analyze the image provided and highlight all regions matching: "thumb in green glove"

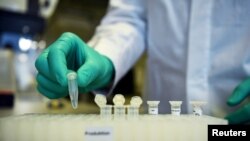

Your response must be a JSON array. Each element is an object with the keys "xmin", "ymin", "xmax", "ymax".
[
  {"xmin": 225, "ymin": 79, "xmax": 250, "ymax": 124},
  {"xmin": 35, "ymin": 32, "xmax": 114, "ymax": 99}
]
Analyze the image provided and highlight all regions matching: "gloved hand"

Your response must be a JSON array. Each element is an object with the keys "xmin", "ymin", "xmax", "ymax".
[
  {"xmin": 225, "ymin": 79, "xmax": 250, "ymax": 124},
  {"xmin": 35, "ymin": 32, "xmax": 114, "ymax": 99}
]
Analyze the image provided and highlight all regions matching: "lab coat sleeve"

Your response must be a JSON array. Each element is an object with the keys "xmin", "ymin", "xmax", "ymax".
[{"xmin": 88, "ymin": 0, "xmax": 146, "ymax": 94}]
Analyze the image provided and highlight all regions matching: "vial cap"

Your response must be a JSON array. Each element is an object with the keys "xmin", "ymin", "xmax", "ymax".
[
  {"xmin": 169, "ymin": 101, "xmax": 182, "ymax": 106},
  {"xmin": 113, "ymin": 94, "xmax": 125, "ymax": 106},
  {"xmin": 130, "ymin": 96, "xmax": 143, "ymax": 107},
  {"xmin": 94, "ymin": 94, "xmax": 107, "ymax": 107},
  {"xmin": 67, "ymin": 72, "xmax": 77, "ymax": 80},
  {"xmin": 147, "ymin": 101, "xmax": 160, "ymax": 106}
]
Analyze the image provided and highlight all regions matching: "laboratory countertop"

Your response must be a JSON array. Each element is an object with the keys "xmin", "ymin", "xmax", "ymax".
[{"xmin": 0, "ymin": 93, "xmax": 100, "ymax": 117}]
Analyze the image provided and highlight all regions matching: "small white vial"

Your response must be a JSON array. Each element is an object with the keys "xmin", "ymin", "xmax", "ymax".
[
  {"xmin": 113, "ymin": 94, "xmax": 126, "ymax": 119},
  {"xmin": 190, "ymin": 101, "xmax": 206, "ymax": 116},
  {"xmin": 67, "ymin": 72, "xmax": 78, "ymax": 109},
  {"xmin": 94, "ymin": 94, "xmax": 107, "ymax": 107},
  {"xmin": 147, "ymin": 101, "xmax": 160, "ymax": 115},
  {"xmin": 128, "ymin": 96, "xmax": 143, "ymax": 118},
  {"xmin": 169, "ymin": 101, "xmax": 182, "ymax": 115}
]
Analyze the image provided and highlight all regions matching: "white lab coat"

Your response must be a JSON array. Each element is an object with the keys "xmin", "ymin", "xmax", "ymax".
[{"xmin": 88, "ymin": 0, "xmax": 250, "ymax": 118}]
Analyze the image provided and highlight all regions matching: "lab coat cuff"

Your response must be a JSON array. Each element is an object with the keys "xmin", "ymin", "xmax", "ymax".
[{"xmin": 88, "ymin": 38, "xmax": 122, "ymax": 96}]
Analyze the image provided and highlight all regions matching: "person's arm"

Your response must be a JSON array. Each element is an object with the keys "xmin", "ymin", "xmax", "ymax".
[
  {"xmin": 88, "ymin": 0, "xmax": 147, "ymax": 92},
  {"xmin": 35, "ymin": 0, "xmax": 146, "ymax": 99}
]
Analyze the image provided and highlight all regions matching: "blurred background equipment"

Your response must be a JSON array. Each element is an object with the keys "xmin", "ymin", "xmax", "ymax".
[
  {"xmin": 0, "ymin": 49, "xmax": 15, "ymax": 107},
  {"xmin": 0, "ymin": 0, "xmax": 58, "ymax": 108},
  {"xmin": 0, "ymin": 0, "xmax": 57, "ymax": 94},
  {"xmin": 0, "ymin": 0, "xmax": 60, "ymax": 112}
]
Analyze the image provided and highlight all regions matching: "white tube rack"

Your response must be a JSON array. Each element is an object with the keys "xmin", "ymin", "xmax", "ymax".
[{"xmin": 0, "ymin": 114, "xmax": 227, "ymax": 141}]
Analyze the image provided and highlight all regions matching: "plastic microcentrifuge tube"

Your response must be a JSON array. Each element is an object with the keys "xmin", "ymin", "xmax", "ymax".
[
  {"xmin": 67, "ymin": 72, "xmax": 78, "ymax": 109},
  {"xmin": 127, "ymin": 96, "xmax": 143, "ymax": 118},
  {"xmin": 147, "ymin": 101, "xmax": 160, "ymax": 115},
  {"xmin": 127, "ymin": 106, "xmax": 139, "ymax": 119},
  {"xmin": 94, "ymin": 94, "xmax": 107, "ymax": 107},
  {"xmin": 94, "ymin": 94, "xmax": 112, "ymax": 119},
  {"xmin": 100, "ymin": 105, "xmax": 113, "ymax": 119},
  {"xmin": 190, "ymin": 101, "xmax": 207, "ymax": 116},
  {"xmin": 169, "ymin": 101, "xmax": 182, "ymax": 115},
  {"xmin": 114, "ymin": 106, "xmax": 126, "ymax": 116},
  {"xmin": 113, "ymin": 94, "xmax": 126, "ymax": 119}
]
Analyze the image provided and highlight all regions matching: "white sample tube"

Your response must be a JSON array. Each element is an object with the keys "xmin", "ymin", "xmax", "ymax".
[
  {"xmin": 100, "ymin": 105, "xmax": 113, "ymax": 120},
  {"xmin": 114, "ymin": 106, "xmax": 126, "ymax": 120},
  {"xmin": 67, "ymin": 72, "xmax": 78, "ymax": 109},
  {"xmin": 147, "ymin": 101, "xmax": 160, "ymax": 115},
  {"xmin": 128, "ymin": 96, "xmax": 142, "ymax": 119},
  {"xmin": 190, "ymin": 101, "xmax": 206, "ymax": 116},
  {"xmin": 127, "ymin": 105, "xmax": 139, "ymax": 118},
  {"xmin": 113, "ymin": 94, "xmax": 126, "ymax": 119},
  {"xmin": 169, "ymin": 101, "xmax": 182, "ymax": 115}
]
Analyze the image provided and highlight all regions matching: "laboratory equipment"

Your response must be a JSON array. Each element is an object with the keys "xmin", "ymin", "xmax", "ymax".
[
  {"xmin": 127, "ymin": 96, "xmax": 143, "ymax": 119},
  {"xmin": 94, "ymin": 94, "xmax": 112, "ymax": 119},
  {"xmin": 113, "ymin": 94, "xmax": 125, "ymax": 106},
  {"xmin": 130, "ymin": 96, "xmax": 143, "ymax": 107},
  {"xmin": 114, "ymin": 106, "xmax": 126, "ymax": 117},
  {"xmin": 0, "ymin": 94, "xmax": 229, "ymax": 141},
  {"xmin": 0, "ymin": 114, "xmax": 228, "ymax": 141},
  {"xmin": 169, "ymin": 101, "xmax": 182, "ymax": 115},
  {"xmin": 0, "ymin": 49, "xmax": 15, "ymax": 107},
  {"xmin": 94, "ymin": 94, "xmax": 107, "ymax": 107},
  {"xmin": 147, "ymin": 101, "xmax": 160, "ymax": 115},
  {"xmin": 113, "ymin": 94, "xmax": 126, "ymax": 119},
  {"xmin": 127, "ymin": 105, "xmax": 139, "ymax": 119},
  {"xmin": 67, "ymin": 72, "xmax": 78, "ymax": 109},
  {"xmin": 190, "ymin": 101, "xmax": 207, "ymax": 116},
  {"xmin": 100, "ymin": 105, "xmax": 113, "ymax": 120}
]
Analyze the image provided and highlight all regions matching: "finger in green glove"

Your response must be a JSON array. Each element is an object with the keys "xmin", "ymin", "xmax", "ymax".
[
  {"xmin": 225, "ymin": 79, "xmax": 250, "ymax": 124},
  {"xmin": 35, "ymin": 32, "xmax": 114, "ymax": 99}
]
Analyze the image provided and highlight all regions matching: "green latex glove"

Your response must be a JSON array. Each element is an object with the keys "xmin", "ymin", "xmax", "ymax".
[
  {"xmin": 35, "ymin": 32, "xmax": 114, "ymax": 99},
  {"xmin": 225, "ymin": 79, "xmax": 250, "ymax": 124}
]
